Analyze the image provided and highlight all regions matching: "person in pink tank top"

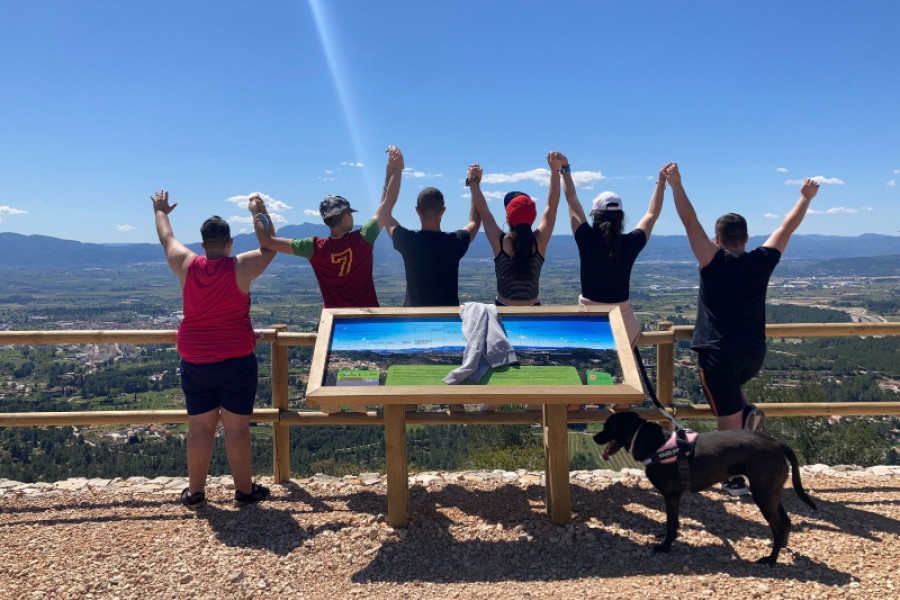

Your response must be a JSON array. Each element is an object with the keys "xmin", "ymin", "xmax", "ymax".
[{"xmin": 153, "ymin": 190, "xmax": 276, "ymax": 510}]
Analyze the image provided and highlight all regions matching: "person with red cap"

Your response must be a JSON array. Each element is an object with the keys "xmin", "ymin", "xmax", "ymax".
[{"xmin": 467, "ymin": 152, "xmax": 563, "ymax": 306}]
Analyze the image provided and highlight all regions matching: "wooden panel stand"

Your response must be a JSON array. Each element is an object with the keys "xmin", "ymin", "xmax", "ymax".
[
  {"xmin": 543, "ymin": 404, "xmax": 572, "ymax": 525},
  {"xmin": 270, "ymin": 325, "xmax": 291, "ymax": 483},
  {"xmin": 383, "ymin": 404, "xmax": 409, "ymax": 528}
]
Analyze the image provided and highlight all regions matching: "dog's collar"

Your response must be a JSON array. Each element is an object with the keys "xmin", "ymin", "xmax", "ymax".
[{"xmin": 628, "ymin": 423, "xmax": 645, "ymax": 455}]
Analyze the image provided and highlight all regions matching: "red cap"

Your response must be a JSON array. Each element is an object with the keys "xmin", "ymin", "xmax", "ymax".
[{"xmin": 505, "ymin": 195, "xmax": 536, "ymax": 227}]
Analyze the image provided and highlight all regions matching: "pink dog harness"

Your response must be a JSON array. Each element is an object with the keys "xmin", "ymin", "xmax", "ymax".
[{"xmin": 642, "ymin": 429, "xmax": 698, "ymax": 466}]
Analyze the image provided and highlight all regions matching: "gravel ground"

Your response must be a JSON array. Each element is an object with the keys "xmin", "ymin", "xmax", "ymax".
[{"xmin": 2, "ymin": 465, "xmax": 900, "ymax": 600}]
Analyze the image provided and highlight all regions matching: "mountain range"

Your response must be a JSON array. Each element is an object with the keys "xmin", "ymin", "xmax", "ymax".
[{"xmin": 2, "ymin": 226, "xmax": 899, "ymax": 270}]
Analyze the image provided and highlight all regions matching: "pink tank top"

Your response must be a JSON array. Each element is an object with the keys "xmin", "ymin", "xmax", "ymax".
[{"xmin": 177, "ymin": 256, "xmax": 255, "ymax": 364}]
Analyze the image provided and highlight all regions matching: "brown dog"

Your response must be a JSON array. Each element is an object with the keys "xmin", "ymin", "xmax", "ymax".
[{"xmin": 594, "ymin": 411, "xmax": 817, "ymax": 564}]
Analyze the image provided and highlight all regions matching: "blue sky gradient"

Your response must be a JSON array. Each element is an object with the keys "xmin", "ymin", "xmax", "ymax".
[{"xmin": 1, "ymin": 1, "xmax": 897, "ymax": 244}]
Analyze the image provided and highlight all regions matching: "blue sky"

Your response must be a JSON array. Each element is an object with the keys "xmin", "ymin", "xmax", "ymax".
[{"xmin": 1, "ymin": 1, "xmax": 898, "ymax": 244}]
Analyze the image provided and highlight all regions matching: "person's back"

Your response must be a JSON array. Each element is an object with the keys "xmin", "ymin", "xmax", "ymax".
[
  {"xmin": 393, "ymin": 226, "xmax": 471, "ymax": 306},
  {"xmin": 178, "ymin": 255, "xmax": 255, "ymax": 364},
  {"xmin": 300, "ymin": 220, "xmax": 380, "ymax": 308},
  {"xmin": 575, "ymin": 226, "xmax": 646, "ymax": 304},
  {"xmin": 385, "ymin": 183, "xmax": 480, "ymax": 307},
  {"xmin": 692, "ymin": 245, "xmax": 781, "ymax": 356}
]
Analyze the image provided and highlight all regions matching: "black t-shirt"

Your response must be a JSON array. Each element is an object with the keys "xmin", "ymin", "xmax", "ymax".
[
  {"xmin": 574, "ymin": 224, "xmax": 647, "ymax": 303},
  {"xmin": 392, "ymin": 225, "xmax": 471, "ymax": 307},
  {"xmin": 691, "ymin": 246, "xmax": 782, "ymax": 356}
]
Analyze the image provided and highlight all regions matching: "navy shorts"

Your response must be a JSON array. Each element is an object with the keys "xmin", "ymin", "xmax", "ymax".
[
  {"xmin": 696, "ymin": 350, "xmax": 764, "ymax": 418},
  {"xmin": 180, "ymin": 353, "xmax": 258, "ymax": 416}
]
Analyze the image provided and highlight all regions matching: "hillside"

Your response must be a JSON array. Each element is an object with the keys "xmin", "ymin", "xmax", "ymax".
[{"xmin": 2, "ymin": 228, "xmax": 900, "ymax": 272}]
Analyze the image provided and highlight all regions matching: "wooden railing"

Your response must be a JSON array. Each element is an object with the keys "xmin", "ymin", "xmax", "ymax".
[
  {"xmin": 2, "ymin": 320, "xmax": 899, "ymax": 433},
  {"xmin": 2, "ymin": 320, "xmax": 899, "ymax": 525}
]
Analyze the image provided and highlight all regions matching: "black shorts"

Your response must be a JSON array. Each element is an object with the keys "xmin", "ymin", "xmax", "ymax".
[
  {"xmin": 696, "ymin": 350, "xmax": 764, "ymax": 418},
  {"xmin": 180, "ymin": 353, "xmax": 258, "ymax": 416}
]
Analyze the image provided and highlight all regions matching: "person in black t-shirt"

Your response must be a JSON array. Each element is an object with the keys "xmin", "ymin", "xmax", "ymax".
[
  {"xmin": 563, "ymin": 160, "xmax": 673, "ymax": 347},
  {"xmin": 669, "ymin": 162, "xmax": 820, "ymax": 496},
  {"xmin": 382, "ymin": 159, "xmax": 481, "ymax": 307}
]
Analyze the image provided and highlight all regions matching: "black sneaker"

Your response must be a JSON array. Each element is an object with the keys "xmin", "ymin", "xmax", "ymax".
[
  {"xmin": 234, "ymin": 482, "xmax": 270, "ymax": 506},
  {"xmin": 720, "ymin": 476, "xmax": 750, "ymax": 497},
  {"xmin": 743, "ymin": 404, "xmax": 765, "ymax": 432},
  {"xmin": 181, "ymin": 487, "xmax": 207, "ymax": 510}
]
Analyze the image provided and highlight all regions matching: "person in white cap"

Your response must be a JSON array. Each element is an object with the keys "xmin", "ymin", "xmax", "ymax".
[{"xmin": 562, "ymin": 161, "xmax": 674, "ymax": 346}]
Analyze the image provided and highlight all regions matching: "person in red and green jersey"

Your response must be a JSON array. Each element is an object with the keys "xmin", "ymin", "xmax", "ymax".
[{"xmin": 250, "ymin": 146, "xmax": 404, "ymax": 308}]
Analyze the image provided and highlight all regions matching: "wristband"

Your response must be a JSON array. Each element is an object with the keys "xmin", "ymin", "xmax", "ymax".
[
  {"xmin": 253, "ymin": 213, "xmax": 270, "ymax": 228},
  {"xmin": 465, "ymin": 176, "xmax": 481, "ymax": 187},
  {"xmin": 559, "ymin": 165, "xmax": 571, "ymax": 174}
]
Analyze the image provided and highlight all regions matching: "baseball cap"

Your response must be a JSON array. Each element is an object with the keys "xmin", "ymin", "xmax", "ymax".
[
  {"xmin": 506, "ymin": 195, "xmax": 537, "ymax": 227},
  {"xmin": 319, "ymin": 195, "xmax": 357, "ymax": 219},
  {"xmin": 591, "ymin": 192, "xmax": 623, "ymax": 214}
]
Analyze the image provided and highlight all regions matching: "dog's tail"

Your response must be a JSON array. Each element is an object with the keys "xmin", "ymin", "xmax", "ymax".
[{"xmin": 781, "ymin": 443, "xmax": 817, "ymax": 511}]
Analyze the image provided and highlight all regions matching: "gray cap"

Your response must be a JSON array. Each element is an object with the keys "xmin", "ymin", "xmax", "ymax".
[{"xmin": 319, "ymin": 195, "xmax": 357, "ymax": 219}]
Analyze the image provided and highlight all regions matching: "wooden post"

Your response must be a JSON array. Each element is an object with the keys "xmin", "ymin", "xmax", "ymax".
[
  {"xmin": 656, "ymin": 321, "xmax": 675, "ymax": 407},
  {"xmin": 270, "ymin": 325, "xmax": 291, "ymax": 483},
  {"xmin": 383, "ymin": 404, "xmax": 409, "ymax": 527},
  {"xmin": 543, "ymin": 404, "xmax": 572, "ymax": 525}
]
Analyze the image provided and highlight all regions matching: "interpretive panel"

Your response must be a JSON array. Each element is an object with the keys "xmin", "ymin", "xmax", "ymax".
[{"xmin": 305, "ymin": 306, "xmax": 644, "ymax": 405}]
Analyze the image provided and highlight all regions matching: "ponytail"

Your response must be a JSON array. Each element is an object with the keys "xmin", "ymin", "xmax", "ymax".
[
  {"xmin": 592, "ymin": 211, "xmax": 625, "ymax": 260},
  {"xmin": 509, "ymin": 223, "xmax": 536, "ymax": 280}
]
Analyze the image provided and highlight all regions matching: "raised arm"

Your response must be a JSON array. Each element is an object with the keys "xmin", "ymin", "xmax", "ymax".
[
  {"xmin": 374, "ymin": 145, "xmax": 404, "ymax": 236},
  {"xmin": 233, "ymin": 194, "xmax": 278, "ymax": 292},
  {"xmin": 634, "ymin": 163, "xmax": 672, "ymax": 242},
  {"xmin": 666, "ymin": 164, "xmax": 718, "ymax": 267},
  {"xmin": 763, "ymin": 178, "xmax": 820, "ymax": 255},
  {"xmin": 558, "ymin": 151, "xmax": 586, "ymax": 234},
  {"xmin": 535, "ymin": 151, "xmax": 563, "ymax": 255},
  {"xmin": 152, "ymin": 190, "xmax": 195, "ymax": 285},
  {"xmin": 249, "ymin": 196, "xmax": 295, "ymax": 255},
  {"xmin": 467, "ymin": 164, "xmax": 502, "ymax": 256}
]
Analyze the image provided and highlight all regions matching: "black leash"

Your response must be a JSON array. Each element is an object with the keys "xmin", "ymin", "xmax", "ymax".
[{"xmin": 633, "ymin": 346, "xmax": 685, "ymax": 431}]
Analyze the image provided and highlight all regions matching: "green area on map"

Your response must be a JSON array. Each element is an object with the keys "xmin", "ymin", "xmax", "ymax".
[{"xmin": 586, "ymin": 370, "xmax": 614, "ymax": 385}]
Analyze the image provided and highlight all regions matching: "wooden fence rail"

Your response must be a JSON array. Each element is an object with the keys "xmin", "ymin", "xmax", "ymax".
[{"xmin": 1, "ymin": 320, "xmax": 899, "ymax": 525}]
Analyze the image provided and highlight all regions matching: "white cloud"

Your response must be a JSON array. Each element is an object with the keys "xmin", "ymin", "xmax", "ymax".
[
  {"xmin": 894, "ymin": 169, "xmax": 900, "ymax": 174},
  {"xmin": 483, "ymin": 191, "xmax": 505, "ymax": 200},
  {"xmin": 887, "ymin": 179, "xmax": 896, "ymax": 187},
  {"xmin": 776, "ymin": 167, "xmax": 788, "ymax": 173},
  {"xmin": 304, "ymin": 209, "xmax": 319, "ymax": 217},
  {"xmin": 403, "ymin": 167, "xmax": 441, "ymax": 179},
  {"xmin": 226, "ymin": 193, "xmax": 292, "ymax": 214},
  {"xmin": 784, "ymin": 176, "xmax": 844, "ymax": 185},
  {"xmin": 481, "ymin": 168, "xmax": 605, "ymax": 188},
  {"xmin": 341, "ymin": 161, "xmax": 364, "ymax": 168},
  {"xmin": 230, "ymin": 213, "xmax": 287, "ymax": 225},
  {"xmin": 809, "ymin": 206, "xmax": 874, "ymax": 216},
  {"xmin": 324, "ymin": 169, "xmax": 333, "ymax": 174},
  {"xmin": 0, "ymin": 205, "xmax": 27, "ymax": 215},
  {"xmin": 116, "ymin": 224, "xmax": 135, "ymax": 232},
  {"xmin": 764, "ymin": 213, "xmax": 780, "ymax": 219}
]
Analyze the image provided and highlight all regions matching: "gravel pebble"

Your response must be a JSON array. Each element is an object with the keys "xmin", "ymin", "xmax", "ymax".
[{"xmin": 2, "ymin": 466, "xmax": 899, "ymax": 599}]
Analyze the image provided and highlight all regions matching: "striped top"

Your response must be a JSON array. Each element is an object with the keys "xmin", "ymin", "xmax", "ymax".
[{"xmin": 494, "ymin": 234, "xmax": 545, "ymax": 303}]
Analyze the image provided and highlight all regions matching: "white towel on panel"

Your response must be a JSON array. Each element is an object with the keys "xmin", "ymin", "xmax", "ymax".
[{"xmin": 443, "ymin": 302, "xmax": 518, "ymax": 385}]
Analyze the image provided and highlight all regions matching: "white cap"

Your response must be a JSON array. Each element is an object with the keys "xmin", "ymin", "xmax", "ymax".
[{"xmin": 591, "ymin": 192, "xmax": 623, "ymax": 214}]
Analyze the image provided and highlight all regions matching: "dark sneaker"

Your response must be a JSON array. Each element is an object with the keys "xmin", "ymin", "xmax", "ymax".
[
  {"xmin": 721, "ymin": 476, "xmax": 750, "ymax": 497},
  {"xmin": 181, "ymin": 487, "xmax": 207, "ymax": 510},
  {"xmin": 234, "ymin": 482, "xmax": 270, "ymax": 506},
  {"xmin": 743, "ymin": 405, "xmax": 766, "ymax": 432}
]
